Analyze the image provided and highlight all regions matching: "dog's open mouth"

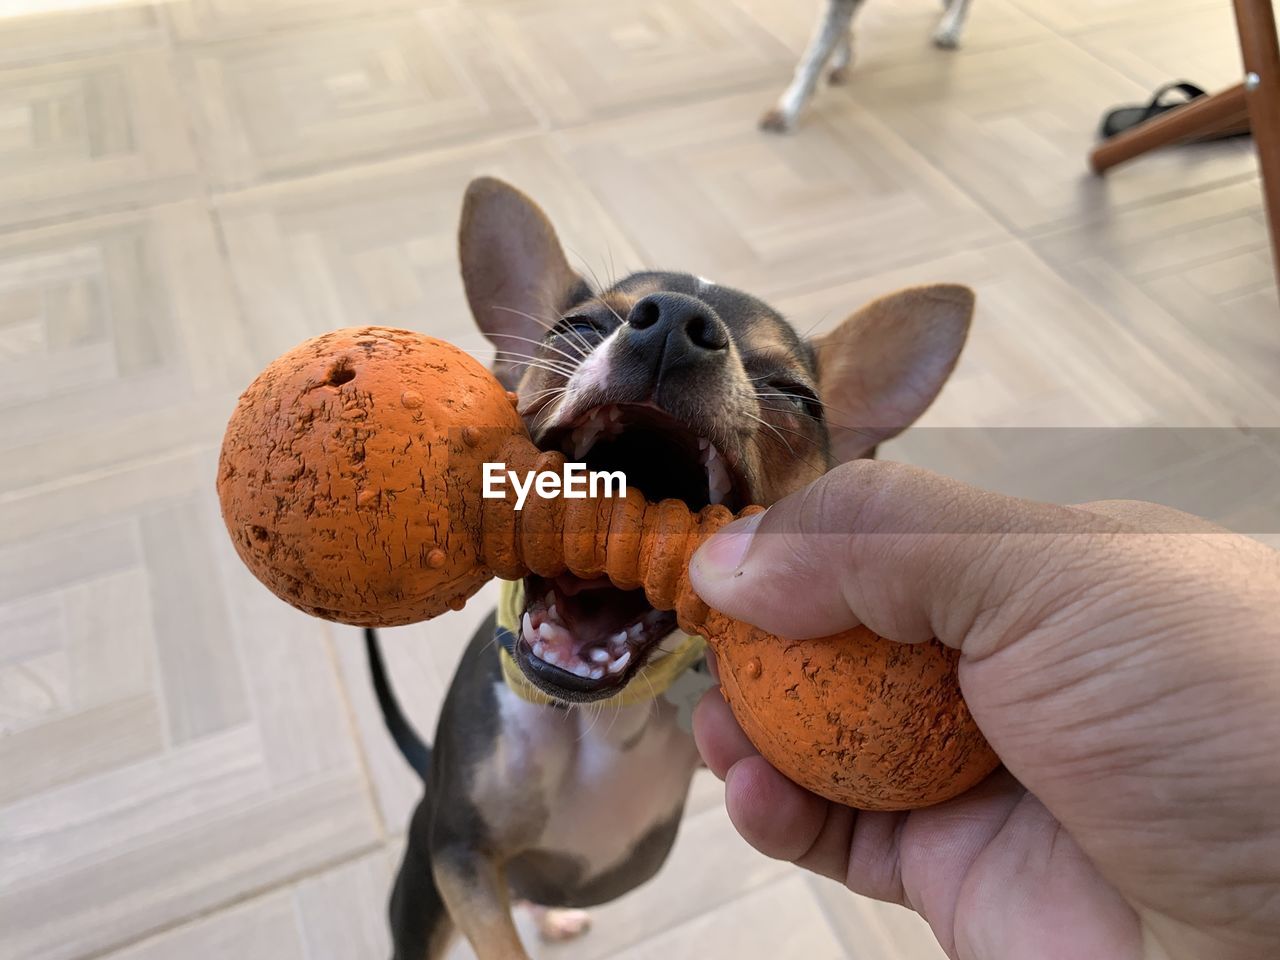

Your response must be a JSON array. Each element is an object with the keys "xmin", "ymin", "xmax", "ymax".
[{"xmin": 515, "ymin": 404, "xmax": 748, "ymax": 702}]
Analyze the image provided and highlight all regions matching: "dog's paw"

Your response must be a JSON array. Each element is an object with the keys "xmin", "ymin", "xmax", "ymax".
[
  {"xmin": 932, "ymin": 27, "xmax": 962, "ymax": 50},
  {"xmin": 758, "ymin": 107, "xmax": 796, "ymax": 134},
  {"xmin": 536, "ymin": 907, "xmax": 592, "ymax": 943}
]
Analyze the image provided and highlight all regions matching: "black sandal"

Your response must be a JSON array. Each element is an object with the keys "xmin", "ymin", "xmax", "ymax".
[{"xmin": 1098, "ymin": 81, "xmax": 1210, "ymax": 140}]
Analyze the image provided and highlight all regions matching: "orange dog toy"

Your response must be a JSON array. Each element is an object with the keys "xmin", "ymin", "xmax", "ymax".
[{"xmin": 218, "ymin": 326, "xmax": 998, "ymax": 811}]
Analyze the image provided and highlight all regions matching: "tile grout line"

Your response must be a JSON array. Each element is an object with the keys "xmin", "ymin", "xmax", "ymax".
[{"xmin": 72, "ymin": 840, "xmax": 388, "ymax": 960}]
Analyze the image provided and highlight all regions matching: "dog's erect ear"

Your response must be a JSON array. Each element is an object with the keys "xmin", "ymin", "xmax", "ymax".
[
  {"xmin": 814, "ymin": 284, "xmax": 974, "ymax": 462},
  {"xmin": 459, "ymin": 177, "xmax": 591, "ymax": 390}
]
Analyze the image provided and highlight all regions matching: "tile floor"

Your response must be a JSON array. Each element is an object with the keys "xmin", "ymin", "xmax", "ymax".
[{"xmin": 1, "ymin": 0, "xmax": 1277, "ymax": 958}]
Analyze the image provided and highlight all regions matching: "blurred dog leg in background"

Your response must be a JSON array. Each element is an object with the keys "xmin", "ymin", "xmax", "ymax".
[{"xmin": 761, "ymin": 0, "xmax": 973, "ymax": 132}]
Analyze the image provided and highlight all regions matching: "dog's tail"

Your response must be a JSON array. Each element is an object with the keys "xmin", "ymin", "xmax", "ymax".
[{"xmin": 364, "ymin": 628, "xmax": 432, "ymax": 780}]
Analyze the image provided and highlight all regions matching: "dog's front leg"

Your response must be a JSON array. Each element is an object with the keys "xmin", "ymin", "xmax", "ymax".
[
  {"xmin": 761, "ymin": 0, "xmax": 863, "ymax": 133},
  {"xmin": 934, "ymin": 0, "xmax": 973, "ymax": 49},
  {"xmin": 433, "ymin": 850, "xmax": 529, "ymax": 960}
]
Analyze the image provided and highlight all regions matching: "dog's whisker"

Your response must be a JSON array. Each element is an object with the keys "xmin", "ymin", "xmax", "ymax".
[
  {"xmin": 757, "ymin": 400, "xmax": 883, "ymax": 445},
  {"xmin": 490, "ymin": 331, "xmax": 589, "ymax": 365},
  {"xmin": 491, "ymin": 304, "xmax": 560, "ymax": 333},
  {"xmin": 795, "ymin": 308, "xmax": 837, "ymax": 341},
  {"xmin": 753, "ymin": 410, "xmax": 845, "ymax": 456},
  {"xmin": 491, "ymin": 305, "xmax": 597, "ymax": 359},
  {"xmin": 493, "ymin": 314, "xmax": 594, "ymax": 361},
  {"xmin": 604, "ymin": 243, "xmax": 618, "ymax": 293},
  {"xmin": 520, "ymin": 384, "xmax": 570, "ymax": 402},
  {"xmin": 559, "ymin": 250, "xmax": 631, "ymax": 339},
  {"xmin": 567, "ymin": 246, "xmax": 608, "ymax": 297},
  {"xmin": 742, "ymin": 411, "xmax": 829, "ymax": 474},
  {"xmin": 592, "ymin": 291, "xmax": 625, "ymax": 328},
  {"xmin": 490, "ymin": 351, "xmax": 579, "ymax": 377}
]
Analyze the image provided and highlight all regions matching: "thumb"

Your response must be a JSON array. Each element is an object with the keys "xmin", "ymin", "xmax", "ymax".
[{"xmin": 689, "ymin": 460, "xmax": 1127, "ymax": 651}]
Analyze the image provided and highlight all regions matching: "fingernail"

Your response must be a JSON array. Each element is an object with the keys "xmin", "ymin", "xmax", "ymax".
[{"xmin": 693, "ymin": 512, "xmax": 764, "ymax": 580}]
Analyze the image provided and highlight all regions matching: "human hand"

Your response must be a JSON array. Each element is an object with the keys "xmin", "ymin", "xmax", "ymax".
[{"xmin": 690, "ymin": 460, "xmax": 1280, "ymax": 960}]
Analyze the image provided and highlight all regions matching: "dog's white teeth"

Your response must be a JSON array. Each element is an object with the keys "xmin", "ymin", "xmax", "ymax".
[
  {"xmin": 548, "ymin": 603, "xmax": 560, "ymax": 622},
  {"xmin": 627, "ymin": 622, "xmax": 644, "ymax": 640},
  {"xmin": 539, "ymin": 620, "xmax": 572, "ymax": 646},
  {"xmin": 522, "ymin": 612, "xmax": 534, "ymax": 640},
  {"xmin": 607, "ymin": 407, "xmax": 622, "ymax": 422},
  {"xmin": 707, "ymin": 454, "xmax": 732, "ymax": 505},
  {"xmin": 532, "ymin": 640, "xmax": 547, "ymax": 659},
  {"xmin": 608, "ymin": 649, "xmax": 632, "ymax": 674},
  {"xmin": 544, "ymin": 649, "xmax": 560, "ymax": 666},
  {"xmin": 590, "ymin": 648, "xmax": 610, "ymax": 663},
  {"xmin": 609, "ymin": 630, "xmax": 630, "ymax": 647},
  {"xmin": 571, "ymin": 425, "xmax": 600, "ymax": 460},
  {"xmin": 589, "ymin": 667, "xmax": 605, "ymax": 680},
  {"xmin": 570, "ymin": 662, "xmax": 592, "ymax": 678}
]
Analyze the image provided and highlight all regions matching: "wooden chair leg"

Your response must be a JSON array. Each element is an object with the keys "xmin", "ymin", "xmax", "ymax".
[
  {"xmin": 1233, "ymin": 0, "xmax": 1280, "ymax": 288},
  {"xmin": 1089, "ymin": 0, "xmax": 1280, "ymax": 289},
  {"xmin": 1089, "ymin": 84, "xmax": 1248, "ymax": 174}
]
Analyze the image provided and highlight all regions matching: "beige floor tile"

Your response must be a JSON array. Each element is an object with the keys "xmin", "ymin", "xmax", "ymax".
[
  {"xmin": 214, "ymin": 135, "xmax": 642, "ymax": 370},
  {"xmin": 606, "ymin": 874, "xmax": 845, "ymax": 960},
  {"xmin": 0, "ymin": 1, "xmax": 165, "ymax": 68},
  {"xmin": 0, "ymin": 454, "xmax": 380, "ymax": 960},
  {"xmin": 99, "ymin": 846, "xmax": 400, "ymax": 960},
  {"xmin": 770, "ymin": 240, "xmax": 1222, "ymax": 428},
  {"xmin": 100, "ymin": 886, "xmax": 308, "ymax": 960},
  {"xmin": 1006, "ymin": 0, "xmax": 1223, "ymax": 34},
  {"xmin": 294, "ymin": 848, "xmax": 398, "ymax": 960},
  {"xmin": 558, "ymin": 87, "xmax": 1005, "ymax": 299},
  {"xmin": 1032, "ymin": 179, "xmax": 1280, "ymax": 423},
  {"xmin": 847, "ymin": 32, "xmax": 1256, "ymax": 235},
  {"xmin": 0, "ymin": 49, "xmax": 200, "ymax": 230},
  {"xmin": 1071, "ymin": 1, "xmax": 1251, "ymax": 91},
  {"xmin": 164, "ymin": 0, "xmax": 427, "ymax": 44},
  {"xmin": 1, "ymin": 747, "xmax": 378, "ymax": 960},
  {"xmin": 0, "ymin": 694, "xmax": 163, "ymax": 805},
  {"xmin": 179, "ymin": 8, "xmax": 539, "ymax": 189},
  {"xmin": 0, "ymin": 201, "xmax": 250, "ymax": 495},
  {"xmin": 480, "ymin": 0, "xmax": 792, "ymax": 127}
]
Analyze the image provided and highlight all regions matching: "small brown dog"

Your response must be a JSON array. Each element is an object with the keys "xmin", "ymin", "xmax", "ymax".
[
  {"xmin": 369, "ymin": 176, "xmax": 974, "ymax": 959},
  {"xmin": 762, "ymin": 0, "xmax": 974, "ymax": 132}
]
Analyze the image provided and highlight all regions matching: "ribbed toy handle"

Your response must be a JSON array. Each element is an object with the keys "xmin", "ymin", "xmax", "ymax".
[{"xmin": 475, "ymin": 435, "xmax": 760, "ymax": 634}]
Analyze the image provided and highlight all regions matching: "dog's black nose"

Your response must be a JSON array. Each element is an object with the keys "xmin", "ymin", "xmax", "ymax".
[{"xmin": 625, "ymin": 292, "xmax": 729, "ymax": 355}]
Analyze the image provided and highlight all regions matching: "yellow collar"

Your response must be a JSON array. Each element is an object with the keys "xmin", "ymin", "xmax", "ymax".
[{"xmin": 495, "ymin": 579, "xmax": 705, "ymax": 708}]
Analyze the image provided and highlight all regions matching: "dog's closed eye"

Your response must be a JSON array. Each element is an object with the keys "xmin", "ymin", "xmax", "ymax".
[
  {"xmin": 554, "ymin": 315, "xmax": 610, "ymax": 345},
  {"xmin": 760, "ymin": 380, "xmax": 823, "ymax": 421}
]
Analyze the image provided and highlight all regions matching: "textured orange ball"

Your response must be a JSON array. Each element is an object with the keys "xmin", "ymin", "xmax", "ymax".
[
  {"xmin": 709, "ymin": 617, "xmax": 997, "ymax": 810},
  {"xmin": 217, "ymin": 327, "xmax": 522, "ymax": 626}
]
